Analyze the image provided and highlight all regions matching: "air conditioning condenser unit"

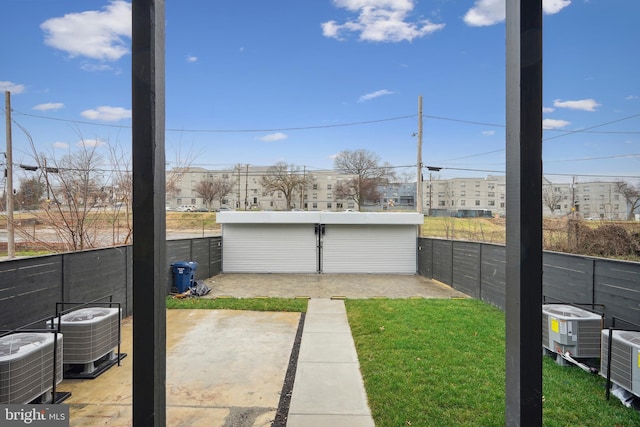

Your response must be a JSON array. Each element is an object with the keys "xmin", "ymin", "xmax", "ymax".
[
  {"xmin": 542, "ymin": 304, "xmax": 602, "ymax": 363},
  {"xmin": 0, "ymin": 332, "xmax": 63, "ymax": 404},
  {"xmin": 600, "ymin": 329, "xmax": 640, "ymax": 398}
]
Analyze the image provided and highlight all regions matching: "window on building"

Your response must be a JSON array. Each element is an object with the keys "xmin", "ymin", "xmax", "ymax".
[
  {"xmin": 488, "ymin": 184, "xmax": 495, "ymax": 190},
  {"xmin": 177, "ymin": 198, "xmax": 182, "ymax": 204},
  {"xmin": 583, "ymin": 186, "xmax": 590, "ymax": 192},
  {"xmin": 337, "ymin": 203, "xmax": 343, "ymax": 209},
  {"xmin": 327, "ymin": 202, "xmax": 332, "ymax": 209},
  {"xmin": 475, "ymin": 200, "xmax": 481, "ymax": 206},
  {"xmin": 488, "ymin": 200, "xmax": 495, "ymax": 206},
  {"xmin": 222, "ymin": 174, "xmax": 229, "ymax": 179},
  {"xmin": 475, "ymin": 191, "xmax": 480, "ymax": 197},
  {"xmin": 327, "ymin": 193, "xmax": 332, "ymax": 199},
  {"xmin": 327, "ymin": 184, "xmax": 332, "ymax": 190},
  {"xmin": 313, "ymin": 184, "xmax": 318, "ymax": 190},
  {"xmin": 253, "ymin": 197, "xmax": 257, "ymax": 204},
  {"xmin": 554, "ymin": 204, "xmax": 561, "ymax": 210},
  {"xmin": 460, "ymin": 200, "xmax": 466, "ymax": 206},
  {"xmin": 278, "ymin": 193, "xmax": 282, "ymax": 198},
  {"xmin": 313, "ymin": 193, "xmax": 318, "ymax": 200},
  {"xmin": 270, "ymin": 201, "xmax": 273, "ymax": 207},
  {"xmin": 500, "ymin": 202, "xmax": 505, "ymax": 208},
  {"xmin": 475, "ymin": 182, "xmax": 480, "ymax": 188},
  {"xmin": 313, "ymin": 202, "xmax": 318, "ymax": 209},
  {"xmin": 439, "ymin": 201, "xmax": 446, "ymax": 207},
  {"xmin": 460, "ymin": 191, "xmax": 466, "ymax": 197},
  {"xmin": 488, "ymin": 192, "xmax": 495, "ymax": 198}
]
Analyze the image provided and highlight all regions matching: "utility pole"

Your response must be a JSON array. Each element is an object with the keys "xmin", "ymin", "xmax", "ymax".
[
  {"xmin": 5, "ymin": 91, "xmax": 14, "ymax": 259},
  {"xmin": 244, "ymin": 164, "xmax": 249, "ymax": 211},
  {"xmin": 416, "ymin": 95, "xmax": 423, "ymax": 218},
  {"xmin": 301, "ymin": 165, "xmax": 306, "ymax": 209}
]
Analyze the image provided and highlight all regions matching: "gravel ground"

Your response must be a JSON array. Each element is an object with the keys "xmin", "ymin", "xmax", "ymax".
[{"xmin": 203, "ymin": 273, "xmax": 468, "ymax": 299}]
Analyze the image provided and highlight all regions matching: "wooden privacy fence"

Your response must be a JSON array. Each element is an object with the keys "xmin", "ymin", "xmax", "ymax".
[
  {"xmin": 418, "ymin": 237, "xmax": 640, "ymax": 326},
  {"xmin": 0, "ymin": 237, "xmax": 222, "ymax": 330}
]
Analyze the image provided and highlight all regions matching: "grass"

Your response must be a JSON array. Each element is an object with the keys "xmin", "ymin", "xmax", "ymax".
[
  {"xmin": 346, "ymin": 298, "xmax": 640, "ymax": 427},
  {"xmin": 166, "ymin": 296, "xmax": 307, "ymax": 312}
]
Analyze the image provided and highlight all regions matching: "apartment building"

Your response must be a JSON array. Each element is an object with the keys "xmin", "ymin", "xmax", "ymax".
[
  {"xmin": 425, "ymin": 176, "xmax": 627, "ymax": 219},
  {"xmin": 170, "ymin": 166, "xmax": 630, "ymax": 218},
  {"xmin": 169, "ymin": 166, "xmax": 357, "ymax": 211}
]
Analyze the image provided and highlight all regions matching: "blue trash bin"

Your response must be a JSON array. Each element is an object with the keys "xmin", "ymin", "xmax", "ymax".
[{"xmin": 172, "ymin": 261, "xmax": 198, "ymax": 293}]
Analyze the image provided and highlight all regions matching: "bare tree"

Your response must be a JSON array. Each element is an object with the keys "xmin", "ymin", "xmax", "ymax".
[
  {"xmin": 35, "ymin": 143, "xmax": 105, "ymax": 251},
  {"xmin": 260, "ymin": 162, "xmax": 307, "ymax": 210},
  {"xmin": 333, "ymin": 149, "xmax": 394, "ymax": 209},
  {"xmin": 543, "ymin": 182, "xmax": 566, "ymax": 215},
  {"xmin": 615, "ymin": 181, "xmax": 640, "ymax": 220},
  {"xmin": 16, "ymin": 177, "xmax": 44, "ymax": 211},
  {"xmin": 212, "ymin": 177, "xmax": 234, "ymax": 208}
]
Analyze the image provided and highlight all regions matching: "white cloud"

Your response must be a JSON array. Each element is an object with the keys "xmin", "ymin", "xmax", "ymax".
[
  {"xmin": 0, "ymin": 81, "xmax": 25, "ymax": 94},
  {"xmin": 482, "ymin": 130, "xmax": 495, "ymax": 136},
  {"xmin": 464, "ymin": 0, "xmax": 571, "ymax": 27},
  {"xmin": 33, "ymin": 103, "xmax": 64, "ymax": 111},
  {"xmin": 186, "ymin": 55, "xmax": 198, "ymax": 63},
  {"xmin": 359, "ymin": 89, "xmax": 394, "ymax": 102},
  {"xmin": 52, "ymin": 142, "xmax": 69, "ymax": 149},
  {"xmin": 542, "ymin": 118, "xmax": 570, "ymax": 129},
  {"xmin": 41, "ymin": 0, "xmax": 131, "ymax": 61},
  {"xmin": 81, "ymin": 106, "xmax": 132, "ymax": 121},
  {"xmin": 543, "ymin": 106, "xmax": 555, "ymax": 113},
  {"xmin": 626, "ymin": 95, "xmax": 638, "ymax": 101},
  {"xmin": 553, "ymin": 98, "xmax": 600, "ymax": 112},
  {"xmin": 322, "ymin": 0, "xmax": 445, "ymax": 42},
  {"xmin": 258, "ymin": 132, "xmax": 288, "ymax": 142}
]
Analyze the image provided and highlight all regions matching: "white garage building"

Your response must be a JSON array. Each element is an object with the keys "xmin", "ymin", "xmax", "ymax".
[{"xmin": 217, "ymin": 211, "xmax": 424, "ymax": 274}]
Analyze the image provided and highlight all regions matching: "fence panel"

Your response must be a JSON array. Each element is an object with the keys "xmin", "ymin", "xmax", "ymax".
[
  {"xmin": 209, "ymin": 237, "xmax": 223, "ymax": 277},
  {"xmin": 479, "ymin": 244, "xmax": 506, "ymax": 310},
  {"xmin": 432, "ymin": 240, "xmax": 453, "ymax": 285},
  {"xmin": 594, "ymin": 259, "xmax": 640, "ymax": 327},
  {"xmin": 452, "ymin": 241, "xmax": 481, "ymax": 298},
  {"xmin": 191, "ymin": 239, "xmax": 211, "ymax": 280},
  {"xmin": 417, "ymin": 238, "xmax": 433, "ymax": 278},
  {"xmin": 542, "ymin": 252, "xmax": 593, "ymax": 305},
  {"xmin": 63, "ymin": 247, "xmax": 130, "ymax": 316},
  {"xmin": 0, "ymin": 256, "xmax": 63, "ymax": 330}
]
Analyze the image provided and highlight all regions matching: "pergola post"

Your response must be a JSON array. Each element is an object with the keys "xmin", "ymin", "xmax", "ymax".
[
  {"xmin": 132, "ymin": 0, "xmax": 166, "ymax": 425},
  {"xmin": 505, "ymin": 0, "xmax": 543, "ymax": 425}
]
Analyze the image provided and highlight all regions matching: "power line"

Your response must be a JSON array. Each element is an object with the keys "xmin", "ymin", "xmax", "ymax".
[{"xmin": 8, "ymin": 110, "xmax": 640, "ymax": 135}]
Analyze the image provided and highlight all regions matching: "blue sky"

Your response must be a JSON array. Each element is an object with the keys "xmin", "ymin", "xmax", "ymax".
[{"xmin": 1, "ymin": 0, "xmax": 639, "ymax": 185}]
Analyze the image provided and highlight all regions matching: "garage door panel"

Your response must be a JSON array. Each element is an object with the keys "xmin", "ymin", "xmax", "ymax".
[
  {"xmin": 223, "ymin": 224, "xmax": 317, "ymax": 273},
  {"xmin": 322, "ymin": 225, "xmax": 416, "ymax": 274}
]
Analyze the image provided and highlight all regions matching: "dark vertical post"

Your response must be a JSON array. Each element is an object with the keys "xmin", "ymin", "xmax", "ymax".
[
  {"xmin": 132, "ymin": 0, "xmax": 166, "ymax": 425},
  {"xmin": 505, "ymin": 0, "xmax": 543, "ymax": 425}
]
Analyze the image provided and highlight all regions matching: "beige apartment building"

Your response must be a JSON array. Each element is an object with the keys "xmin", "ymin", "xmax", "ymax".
[{"xmin": 169, "ymin": 167, "xmax": 630, "ymax": 219}]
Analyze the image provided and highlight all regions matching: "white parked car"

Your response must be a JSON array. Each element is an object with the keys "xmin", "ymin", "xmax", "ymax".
[{"xmin": 177, "ymin": 205, "xmax": 196, "ymax": 212}]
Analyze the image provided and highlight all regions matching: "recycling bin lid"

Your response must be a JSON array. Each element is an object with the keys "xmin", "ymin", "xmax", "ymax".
[{"xmin": 172, "ymin": 261, "xmax": 192, "ymax": 268}]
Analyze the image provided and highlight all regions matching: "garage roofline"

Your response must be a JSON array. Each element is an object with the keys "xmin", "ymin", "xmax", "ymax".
[{"xmin": 216, "ymin": 211, "xmax": 424, "ymax": 225}]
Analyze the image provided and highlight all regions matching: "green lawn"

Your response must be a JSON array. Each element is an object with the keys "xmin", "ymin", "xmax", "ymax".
[
  {"xmin": 346, "ymin": 298, "xmax": 640, "ymax": 427},
  {"xmin": 166, "ymin": 297, "xmax": 640, "ymax": 426}
]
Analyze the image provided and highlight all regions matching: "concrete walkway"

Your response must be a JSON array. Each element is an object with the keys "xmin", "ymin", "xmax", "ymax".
[{"xmin": 287, "ymin": 299, "xmax": 375, "ymax": 427}]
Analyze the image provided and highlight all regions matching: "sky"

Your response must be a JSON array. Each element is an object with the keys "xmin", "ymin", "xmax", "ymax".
[{"xmin": 1, "ymin": 0, "xmax": 639, "ymax": 187}]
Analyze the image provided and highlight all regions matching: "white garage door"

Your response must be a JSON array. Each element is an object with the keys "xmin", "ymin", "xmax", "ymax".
[
  {"xmin": 222, "ymin": 224, "xmax": 317, "ymax": 273},
  {"xmin": 322, "ymin": 225, "xmax": 417, "ymax": 274}
]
